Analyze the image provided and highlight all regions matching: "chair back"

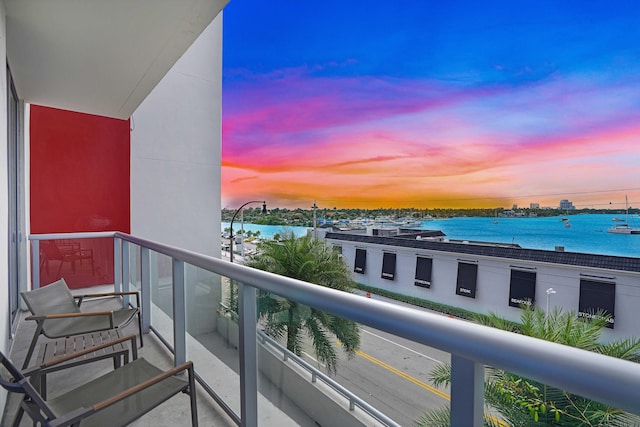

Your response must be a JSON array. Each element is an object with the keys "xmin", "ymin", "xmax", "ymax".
[
  {"xmin": 21, "ymin": 278, "xmax": 80, "ymax": 316},
  {"xmin": 0, "ymin": 351, "xmax": 57, "ymax": 422}
]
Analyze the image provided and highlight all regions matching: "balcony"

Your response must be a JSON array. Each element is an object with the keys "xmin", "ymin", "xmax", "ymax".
[{"xmin": 5, "ymin": 231, "xmax": 640, "ymax": 426}]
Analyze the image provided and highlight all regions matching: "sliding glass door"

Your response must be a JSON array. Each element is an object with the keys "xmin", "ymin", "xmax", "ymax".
[{"xmin": 7, "ymin": 64, "xmax": 23, "ymax": 334}]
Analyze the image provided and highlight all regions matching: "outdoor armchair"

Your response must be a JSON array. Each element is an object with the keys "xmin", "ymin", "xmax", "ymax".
[
  {"xmin": 20, "ymin": 278, "xmax": 143, "ymax": 369},
  {"xmin": 1, "ymin": 345, "xmax": 198, "ymax": 426}
]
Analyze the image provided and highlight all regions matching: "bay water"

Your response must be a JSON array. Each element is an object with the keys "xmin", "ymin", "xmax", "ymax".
[{"xmin": 223, "ymin": 214, "xmax": 640, "ymax": 258}]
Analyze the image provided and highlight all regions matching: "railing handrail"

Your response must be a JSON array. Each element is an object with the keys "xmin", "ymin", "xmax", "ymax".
[
  {"xmin": 31, "ymin": 231, "xmax": 640, "ymax": 416},
  {"xmin": 29, "ymin": 231, "xmax": 116, "ymax": 240}
]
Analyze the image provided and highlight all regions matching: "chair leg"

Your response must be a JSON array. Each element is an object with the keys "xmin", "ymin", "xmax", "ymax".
[
  {"xmin": 188, "ymin": 367, "xmax": 198, "ymax": 427},
  {"xmin": 11, "ymin": 406, "xmax": 24, "ymax": 427},
  {"xmin": 55, "ymin": 259, "xmax": 64, "ymax": 280},
  {"xmin": 137, "ymin": 313, "xmax": 144, "ymax": 347},
  {"xmin": 22, "ymin": 325, "xmax": 43, "ymax": 369},
  {"xmin": 41, "ymin": 375, "xmax": 47, "ymax": 400}
]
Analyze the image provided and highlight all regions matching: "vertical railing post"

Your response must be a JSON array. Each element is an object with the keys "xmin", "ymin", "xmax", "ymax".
[
  {"xmin": 238, "ymin": 282, "xmax": 258, "ymax": 427},
  {"xmin": 122, "ymin": 240, "xmax": 130, "ymax": 308},
  {"xmin": 114, "ymin": 236, "xmax": 122, "ymax": 293},
  {"xmin": 32, "ymin": 239, "xmax": 40, "ymax": 290},
  {"xmin": 172, "ymin": 258, "xmax": 187, "ymax": 367},
  {"xmin": 450, "ymin": 354, "xmax": 484, "ymax": 427},
  {"xmin": 140, "ymin": 247, "xmax": 151, "ymax": 334}
]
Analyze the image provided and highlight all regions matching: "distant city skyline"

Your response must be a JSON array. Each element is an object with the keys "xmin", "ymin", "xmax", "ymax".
[{"xmin": 221, "ymin": 1, "xmax": 640, "ymax": 210}]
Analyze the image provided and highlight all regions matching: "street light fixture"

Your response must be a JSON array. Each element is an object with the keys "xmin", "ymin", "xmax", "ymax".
[
  {"xmin": 229, "ymin": 201, "xmax": 267, "ymax": 263},
  {"xmin": 546, "ymin": 287, "xmax": 557, "ymax": 314}
]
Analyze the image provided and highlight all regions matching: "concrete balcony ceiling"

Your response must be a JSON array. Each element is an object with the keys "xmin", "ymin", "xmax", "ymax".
[{"xmin": 5, "ymin": 0, "xmax": 228, "ymax": 119}]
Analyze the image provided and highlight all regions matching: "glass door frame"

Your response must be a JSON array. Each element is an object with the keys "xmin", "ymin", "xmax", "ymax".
[{"xmin": 7, "ymin": 63, "xmax": 25, "ymax": 336}]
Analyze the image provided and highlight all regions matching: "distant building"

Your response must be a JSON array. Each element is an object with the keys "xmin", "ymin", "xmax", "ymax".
[
  {"xmin": 559, "ymin": 199, "xmax": 575, "ymax": 210},
  {"xmin": 530, "ymin": 203, "xmax": 540, "ymax": 209},
  {"xmin": 325, "ymin": 230, "xmax": 639, "ymax": 341},
  {"xmin": 512, "ymin": 204, "xmax": 518, "ymax": 210},
  {"xmin": 500, "ymin": 210, "xmax": 525, "ymax": 217}
]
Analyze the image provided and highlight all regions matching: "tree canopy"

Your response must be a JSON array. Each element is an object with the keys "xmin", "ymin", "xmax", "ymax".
[
  {"xmin": 416, "ymin": 307, "xmax": 640, "ymax": 426},
  {"xmin": 243, "ymin": 232, "xmax": 360, "ymax": 374}
]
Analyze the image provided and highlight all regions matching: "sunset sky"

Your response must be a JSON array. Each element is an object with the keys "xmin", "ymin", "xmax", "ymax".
[{"xmin": 221, "ymin": 1, "xmax": 640, "ymax": 210}]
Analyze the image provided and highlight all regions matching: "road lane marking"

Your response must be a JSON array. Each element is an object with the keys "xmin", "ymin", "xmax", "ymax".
[
  {"xmin": 361, "ymin": 328, "xmax": 443, "ymax": 363},
  {"xmin": 355, "ymin": 349, "xmax": 450, "ymax": 400},
  {"xmin": 355, "ymin": 348, "xmax": 509, "ymax": 427}
]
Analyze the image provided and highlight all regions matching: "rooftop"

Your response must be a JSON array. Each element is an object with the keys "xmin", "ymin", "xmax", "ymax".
[{"xmin": 325, "ymin": 231, "xmax": 640, "ymax": 272}]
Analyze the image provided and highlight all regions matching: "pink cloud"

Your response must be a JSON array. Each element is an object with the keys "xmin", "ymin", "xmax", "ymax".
[{"xmin": 222, "ymin": 68, "xmax": 640, "ymax": 208}]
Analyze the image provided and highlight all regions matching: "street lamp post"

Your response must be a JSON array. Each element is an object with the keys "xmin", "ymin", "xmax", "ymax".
[
  {"xmin": 546, "ymin": 287, "xmax": 556, "ymax": 314},
  {"xmin": 229, "ymin": 201, "xmax": 267, "ymax": 263}
]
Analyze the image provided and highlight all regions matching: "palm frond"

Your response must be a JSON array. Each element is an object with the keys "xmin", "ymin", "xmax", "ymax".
[
  {"xmin": 595, "ymin": 336, "xmax": 640, "ymax": 362},
  {"xmin": 430, "ymin": 305, "xmax": 640, "ymax": 427},
  {"xmin": 304, "ymin": 316, "xmax": 339, "ymax": 373},
  {"xmin": 413, "ymin": 406, "xmax": 451, "ymax": 427},
  {"xmin": 428, "ymin": 362, "xmax": 452, "ymax": 388},
  {"xmin": 474, "ymin": 311, "xmax": 519, "ymax": 333},
  {"xmin": 244, "ymin": 232, "xmax": 360, "ymax": 373}
]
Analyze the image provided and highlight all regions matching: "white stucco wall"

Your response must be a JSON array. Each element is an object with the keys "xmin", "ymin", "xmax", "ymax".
[
  {"xmin": 332, "ymin": 238, "xmax": 640, "ymax": 342},
  {"xmin": 130, "ymin": 14, "xmax": 223, "ymax": 257}
]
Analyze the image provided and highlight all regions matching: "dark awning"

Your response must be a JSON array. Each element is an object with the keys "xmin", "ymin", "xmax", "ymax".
[
  {"xmin": 414, "ymin": 256, "xmax": 432, "ymax": 288},
  {"xmin": 509, "ymin": 270, "xmax": 536, "ymax": 308},
  {"xmin": 354, "ymin": 248, "xmax": 367, "ymax": 274},
  {"xmin": 381, "ymin": 252, "xmax": 396, "ymax": 280},
  {"xmin": 579, "ymin": 279, "xmax": 615, "ymax": 328},
  {"xmin": 456, "ymin": 262, "xmax": 477, "ymax": 298}
]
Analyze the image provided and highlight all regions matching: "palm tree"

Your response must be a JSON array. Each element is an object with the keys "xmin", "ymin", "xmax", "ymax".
[
  {"xmin": 242, "ymin": 231, "xmax": 360, "ymax": 374},
  {"xmin": 416, "ymin": 307, "xmax": 640, "ymax": 426}
]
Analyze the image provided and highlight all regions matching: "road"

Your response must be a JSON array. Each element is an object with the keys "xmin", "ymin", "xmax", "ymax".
[
  {"xmin": 333, "ymin": 324, "xmax": 451, "ymax": 426},
  {"xmin": 294, "ymin": 293, "xmax": 455, "ymax": 426}
]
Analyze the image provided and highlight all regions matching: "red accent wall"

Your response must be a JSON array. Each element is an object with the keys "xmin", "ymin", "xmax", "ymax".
[{"xmin": 30, "ymin": 105, "xmax": 130, "ymax": 288}]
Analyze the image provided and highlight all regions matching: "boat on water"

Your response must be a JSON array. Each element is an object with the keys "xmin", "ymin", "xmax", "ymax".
[
  {"xmin": 397, "ymin": 219, "xmax": 423, "ymax": 228},
  {"xmin": 612, "ymin": 217, "xmax": 625, "ymax": 222},
  {"xmin": 608, "ymin": 224, "xmax": 640, "ymax": 234},
  {"xmin": 607, "ymin": 196, "xmax": 640, "ymax": 234}
]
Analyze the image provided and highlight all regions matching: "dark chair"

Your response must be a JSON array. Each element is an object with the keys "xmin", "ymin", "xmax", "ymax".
[
  {"xmin": 21, "ymin": 278, "xmax": 143, "ymax": 369},
  {"xmin": 0, "ymin": 344, "xmax": 198, "ymax": 427}
]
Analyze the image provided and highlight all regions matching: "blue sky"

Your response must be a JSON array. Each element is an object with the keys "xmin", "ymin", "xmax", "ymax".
[{"xmin": 221, "ymin": 1, "xmax": 640, "ymax": 209}]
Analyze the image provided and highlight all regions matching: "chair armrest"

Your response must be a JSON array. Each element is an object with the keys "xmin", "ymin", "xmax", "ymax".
[
  {"xmin": 25, "ymin": 311, "xmax": 116, "ymax": 330},
  {"xmin": 26, "ymin": 311, "xmax": 116, "ymax": 321},
  {"xmin": 93, "ymin": 361, "xmax": 194, "ymax": 411},
  {"xmin": 22, "ymin": 334, "xmax": 139, "ymax": 375},
  {"xmin": 76, "ymin": 291, "xmax": 140, "ymax": 308}
]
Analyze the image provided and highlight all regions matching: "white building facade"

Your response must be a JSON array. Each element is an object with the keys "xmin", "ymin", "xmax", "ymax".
[{"xmin": 326, "ymin": 232, "xmax": 640, "ymax": 342}]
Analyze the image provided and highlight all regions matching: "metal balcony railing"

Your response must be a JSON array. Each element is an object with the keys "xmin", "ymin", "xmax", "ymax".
[{"xmin": 29, "ymin": 232, "xmax": 640, "ymax": 427}]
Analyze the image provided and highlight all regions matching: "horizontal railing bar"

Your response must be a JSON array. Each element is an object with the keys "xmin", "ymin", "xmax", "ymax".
[
  {"xmin": 29, "ymin": 231, "xmax": 116, "ymax": 240},
  {"xmin": 149, "ymin": 326, "xmax": 241, "ymax": 426},
  {"xmin": 31, "ymin": 232, "xmax": 640, "ymax": 415},
  {"xmin": 194, "ymin": 371, "xmax": 241, "ymax": 426},
  {"xmin": 259, "ymin": 330, "xmax": 401, "ymax": 427},
  {"xmin": 149, "ymin": 325, "xmax": 175, "ymax": 355}
]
